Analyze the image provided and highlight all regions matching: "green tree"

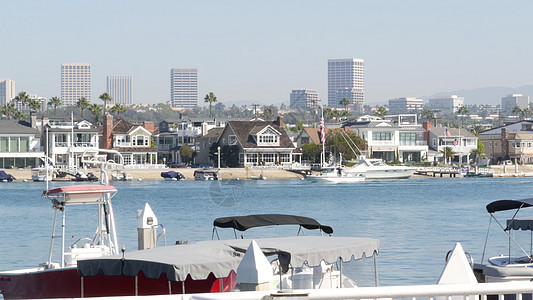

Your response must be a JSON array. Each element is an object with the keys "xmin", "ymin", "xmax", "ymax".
[
  {"xmin": 48, "ymin": 97, "xmax": 62, "ymax": 116},
  {"xmin": 441, "ymin": 146, "xmax": 455, "ymax": 164},
  {"xmin": 110, "ymin": 103, "xmax": 127, "ymax": 119},
  {"xmin": 76, "ymin": 97, "xmax": 90, "ymax": 118},
  {"xmin": 89, "ymin": 103, "xmax": 103, "ymax": 123},
  {"xmin": 339, "ymin": 97, "xmax": 350, "ymax": 111},
  {"xmin": 512, "ymin": 106, "xmax": 523, "ymax": 119},
  {"xmin": 263, "ymin": 106, "xmax": 274, "ymax": 121},
  {"xmin": 28, "ymin": 99, "xmax": 42, "ymax": 111},
  {"xmin": 99, "ymin": 92, "xmax": 113, "ymax": 116},
  {"xmin": 422, "ymin": 108, "xmax": 435, "ymax": 125},
  {"xmin": 204, "ymin": 92, "xmax": 217, "ymax": 117},
  {"xmin": 325, "ymin": 128, "xmax": 367, "ymax": 161},
  {"xmin": 523, "ymin": 108, "xmax": 532, "ymax": 119},
  {"xmin": 220, "ymin": 145, "xmax": 240, "ymax": 167},
  {"xmin": 180, "ymin": 144, "xmax": 195, "ymax": 164},
  {"xmin": 302, "ymin": 143, "xmax": 321, "ymax": 163},
  {"xmin": 13, "ymin": 110, "xmax": 27, "ymax": 120},
  {"xmin": 2, "ymin": 103, "xmax": 15, "ymax": 119},
  {"xmin": 470, "ymin": 139, "xmax": 485, "ymax": 163},
  {"xmin": 14, "ymin": 91, "xmax": 30, "ymax": 111},
  {"xmin": 374, "ymin": 106, "xmax": 387, "ymax": 117}
]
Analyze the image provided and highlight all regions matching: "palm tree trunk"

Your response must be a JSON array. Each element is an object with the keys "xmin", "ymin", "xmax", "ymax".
[
  {"xmin": 54, "ymin": 107, "xmax": 57, "ymax": 116},
  {"xmin": 209, "ymin": 103, "xmax": 212, "ymax": 118},
  {"xmin": 81, "ymin": 109, "xmax": 84, "ymax": 118}
]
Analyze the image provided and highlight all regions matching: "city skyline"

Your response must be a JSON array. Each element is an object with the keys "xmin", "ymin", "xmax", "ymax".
[{"xmin": 2, "ymin": 1, "xmax": 533, "ymax": 107}]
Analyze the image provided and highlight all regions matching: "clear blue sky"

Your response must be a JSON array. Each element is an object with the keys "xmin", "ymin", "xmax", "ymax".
[{"xmin": 2, "ymin": 1, "xmax": 533, "ymax": 106}]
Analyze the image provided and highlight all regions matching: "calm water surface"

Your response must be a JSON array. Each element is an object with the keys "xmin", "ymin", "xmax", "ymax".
[{"xmin": 0, "ymin": 177, "xmax": 531, "ymax": 287}]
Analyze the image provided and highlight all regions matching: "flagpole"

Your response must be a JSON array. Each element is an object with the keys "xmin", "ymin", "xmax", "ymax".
[{"xmin": 321, "ymin": 106, "xmax": 325, "ymax": 167}]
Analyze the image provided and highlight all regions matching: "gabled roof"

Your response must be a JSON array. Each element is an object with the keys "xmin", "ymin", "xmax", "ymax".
[
  {"xmin": 113, "ymin": 119, "xmax": 151, "ymax": 135},
  {"xmin": 198, "ymin": 127, "xmax": 224, "ymax": 140},
  {"xmin": 299, "ymin": 127, "xmax": 332, "ymax": 145},
  {"xmin": 225, "ymin": 121, "xmax": 295, "ymax": 149},
  {"xmin": 0, "ymin": 120, "xmax": 39, "ymax": 134},
  {"xmin": 430, "ymin": 127, "xmax": 476, "ymax": 138}
]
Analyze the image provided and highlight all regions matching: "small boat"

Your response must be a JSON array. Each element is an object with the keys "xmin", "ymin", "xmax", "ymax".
[
  {"xmin": 31, "ymin": 167, "xmax": 55, "ymax": 181},
  {"xmin": 161, "ymin": 171, "xmax": 185, "ymax": 181},
  {"xmin": 0, "ymin": 170, "xmax": 15, "ymax": 182},
  {"xmin": 308, "ymin": 165, "xmax": 365, "ymax": 183},
  {"xmin": 194, "ymin": 169, "xmax": 220, "ymax": 180},
  {"xmin": 350, "ymin": 156, "xmax": 416, "ymax": 179},
  {"xmin": 111, "ymin": 170, "xmax": 133, "ymax": 181},
  {"xmin": 473, "ymin": 198, "xmax": 533, "ymax": 283},
  {"xmin": 72, "ymin": 171, "xmax": 99, "ymax": 181}
]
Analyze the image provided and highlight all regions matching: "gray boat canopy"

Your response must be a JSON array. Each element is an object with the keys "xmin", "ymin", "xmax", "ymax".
[
  {"xmin": 486, "ymin": 198, "xmax": 533, "ymax": 213},
  {"xmin": 506, "ymin": 217, "xmax": 533, "ymax": 231},
  {"xmin": 213, "ymin": 214, "xmax": 334, "ymax": 235},
  {"xmin": 77, "ymin": 236, "xmax": 379, "ymax": 281}
]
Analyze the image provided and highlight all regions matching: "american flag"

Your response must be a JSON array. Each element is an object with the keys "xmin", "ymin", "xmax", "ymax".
[{"xmin": 320, "ymin": 117, "xmax": 326, "ymax": 144}]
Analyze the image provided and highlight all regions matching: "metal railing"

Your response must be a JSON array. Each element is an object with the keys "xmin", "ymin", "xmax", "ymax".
[{"xmin": 124, "ymin": 164, "xmax": 168, "ymax": 170}]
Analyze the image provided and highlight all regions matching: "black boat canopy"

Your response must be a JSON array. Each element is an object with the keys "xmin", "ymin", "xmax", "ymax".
[
  {"xmin": 213, "ymin": 214, "xmax": 333, "ymax": 235},
  {"xmin": 507, "ymin": 217, "xmax": 533, "ymax": 231},
  {"xmin": 486, "ymin": 198, "xmax": 533, "ymax": 213}
]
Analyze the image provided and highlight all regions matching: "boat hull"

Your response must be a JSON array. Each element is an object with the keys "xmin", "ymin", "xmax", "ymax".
[
  {"xmin": 308, "ymin": 175, "xmax": 365, "ymax": 183},
  {"xmin": 0, "ymin": 267, "xmax": 236, "ymax": 299},
  {"xmin": 365, "ymin": 168, "xmax": 416, "ymax": 179}
]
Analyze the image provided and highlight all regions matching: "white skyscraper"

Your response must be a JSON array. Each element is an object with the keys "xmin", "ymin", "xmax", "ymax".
[
  {"xmin": 107, "ymin": 76, "xmax": 133, "ymax": 105},
  {"xmin": 328, "ymin": 58, "xmax": 364, "ymax": 112},
  {"xmin": 290, "ymin": 89, "xmax": 319, "ymax": 108},
  {"xmin": 428, "ymin": 95, "xmax": 464, "ymax": 114},
  {"xmin": 0, "ymin": 78, "xmax": 15, "ymax": 106},
  {"xmin": 388, "ymin": 97, "xmax": 424, "ymax": 114},
  {"xmin": 61, "ymin": 63, "xmax": 91, "ymax": 106},
  {"xmin": 170, "ymin": 68, "xmax": 198, "ymax": 107}
]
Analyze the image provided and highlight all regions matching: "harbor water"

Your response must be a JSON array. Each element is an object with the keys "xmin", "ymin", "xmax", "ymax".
[{"xmin": 0, "ymin": 177, "xmax": 530, "ymax": 288}]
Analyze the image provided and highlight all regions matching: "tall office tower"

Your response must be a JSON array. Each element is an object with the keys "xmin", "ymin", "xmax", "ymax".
[
  {"xmin": 328, "ymin": 58, "xmax": 364, "ymax": 113},
  {"xmin": 428, "ymin": 95, "xmax": 464, "ymax": 114},
  {"xmin": 290, "ymin": 89, "xmax": 319, "ymax": 108},
  {"xmin": 0, "ymin": 78, "xmax": 15, "ymax": 106},
  {"xmin": 502, "ymin": 94, "xmax": 529, "ymax": 112},
  {"xmin": 388, "ymin": 97, "xmax": 424, "ymax": 114},
  {"xmin": 61, "ymin": 63, "xmax": 91, "ymax": 106},
  {"xmin": 106, "ymin": 76, "xmax": 133, "ymax": 105},
  {"xmin": 170, "ymin": 68, "xmax": 198, "ymax": 107}
]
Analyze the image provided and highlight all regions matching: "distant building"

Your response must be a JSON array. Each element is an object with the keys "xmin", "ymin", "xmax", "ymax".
[
  {"xmin": 0, "ymin": 78, "xmax": 15, "ymax": 106},
  {"xmin": 502, "ymin": 94, "xmax": 529, "ymax": 112},
  {"xmin": 106, "ymin": 76, "xmax": 133, "ymax": 105},
  {"xmin": 61, "ymin": 63, "xmax": 91, "ymax": 106},
  {"xmin": 328, "ymin": 58, "xmax": 364, "ymax": 113},
  {"xmin": 170, "ymin": 68, "xmax": 197, "ymax": 107},
  {"xmin": 478, "ymin": 120, "xmax": 533, "ymax": 163},
  {"xmin": 388, "ymin": 97, "xmax": 423, "ymax": 114},
  {"xmin": 428, "ymin": 95, "xmax": 464, "ymax": 114},
  {"xmin": 290, "ymin": 89, "xmax": 319, "ymax": 108}
]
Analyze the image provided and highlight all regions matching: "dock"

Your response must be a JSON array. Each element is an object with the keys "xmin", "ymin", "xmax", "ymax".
[{"xmin": 415, "ymin": 167, "xmax": 461, "ymax": 177}]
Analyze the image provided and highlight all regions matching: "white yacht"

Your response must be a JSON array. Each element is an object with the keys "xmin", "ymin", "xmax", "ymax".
[
  {"xmin": 308, "ymin": 165, "xmax": 365, "ymax": 183},
  {"xmin": 350, "ymin": 157, "xmax": 416, "ymax": 179}
]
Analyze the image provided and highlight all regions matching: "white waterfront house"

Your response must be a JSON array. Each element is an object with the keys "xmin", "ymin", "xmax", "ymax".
[
  {"xmin": 427, "ymin": 127, "xmax": 478, "ymax": 164},
  {"xmin": 345, "ymin": 114, "xmax": 429, "ymax": 162},
  {"xmin": 0, "ymin": 119, "xmax": 44, "ymax": 168}
]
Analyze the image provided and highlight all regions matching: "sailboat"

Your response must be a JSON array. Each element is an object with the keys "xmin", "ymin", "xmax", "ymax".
[{"xmin": 307, "ymin": 109, "xmax": 365, "ymax": 183}]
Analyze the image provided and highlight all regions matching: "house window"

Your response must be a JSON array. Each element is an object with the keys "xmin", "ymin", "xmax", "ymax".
[
  {"xmin": 400, "ymin": 133, "xmax": 416, "ymax": 146},
  {"xmin": 280, "ymin": 153, "xmax": 291, "ymax": 163},
  {"xmin": 0, "ymin": 137, "xmax": 8, "ymax": 152},
  {"xmin": 301, "ymin": 137, "xmax": 309, "ymax": 144},
  {"xmin": 261, "ymin": 153, "xmax": 276, "ymax": 164},
  {"xmin": 246, "ymin": 153, "xmax": 258, "ymax": 164},
  {"xmin": 239, "ymin": 153, "xmax": 244, "ymax": 163},
  {"xmin": 229, "ymin": 135, "xmax": 237, "ymax": 145},
  {"xmin": 133, "ymin": 135, "xmax": 148, "ymax": 146},
  {"xmin": 373, "ymin": 132, "xmax": 391, "ymax": 140}
]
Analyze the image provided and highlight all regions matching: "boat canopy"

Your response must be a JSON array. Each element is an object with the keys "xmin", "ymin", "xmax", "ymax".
[
  {"xmin": 77, "ymin": 236, "xmax": 379, "ymax": 281},
  {"xmin": 44, "ymin": 184, "xmax": 117, "ymax": 205},
  {"xmin": 213, "ymin": 214, "xmax": 333, "ymax": 235},
  {"xmin": 507, "ymin": 217, "xmax": 533, "ymax": 231},
  {"xmin": 486, "ymin": 198, "xmax": 533, "ymax": 213},
  {"xmin": 0, "ymin": 171, "xmax": 15, "ymax": 181},
  {"xmin": 161, "ymin": 171, "xmax": 185, "ymax": 179}
]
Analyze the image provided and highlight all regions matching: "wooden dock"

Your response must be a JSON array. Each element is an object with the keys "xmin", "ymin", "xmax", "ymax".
[{"xmin": 415, "ymin": 167, "xmax": 461, "ymax": 177}]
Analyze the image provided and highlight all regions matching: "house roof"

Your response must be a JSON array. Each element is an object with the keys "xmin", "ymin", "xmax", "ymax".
[
  {"xmin": 112, "ymin": 119, "xmax": 136, "ymax": 134},
  {"xmin": 300, "ymin": 127, "xmax": 332, "ymax": 145},
  {"xmin": 0, "ymin": 120, "xmax": 39, "ymax": 134},
  {"xmin": 430, "ymin": 127, "xmax": 476, "ymax": 138},
  {"xmin": 198, "ymin": 127, "xmax": 224, "ymax": 140},
  {"xmin": 226, "ymin": 121, "xmax": 295, "ymax": 149}
]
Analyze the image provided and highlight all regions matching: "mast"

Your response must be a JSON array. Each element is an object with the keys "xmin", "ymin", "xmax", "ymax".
[{"xmin": 320, "ymin": 106, "xmax": 325, "ymax": 167}]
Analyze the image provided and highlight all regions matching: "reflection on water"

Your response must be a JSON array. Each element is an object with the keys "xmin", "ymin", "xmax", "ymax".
[{"xmin": 0, "ymin": 177, "xmax": 530, "ymax": 287}]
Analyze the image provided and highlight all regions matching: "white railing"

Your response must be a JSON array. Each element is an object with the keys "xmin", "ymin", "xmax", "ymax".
[
  {"xmin": 174, "ymin": 282, "xmax": 533, "ymax": 300},
  {"xmin": 124, "ymin": 164, "xmax": 168, "ymax": 170}
]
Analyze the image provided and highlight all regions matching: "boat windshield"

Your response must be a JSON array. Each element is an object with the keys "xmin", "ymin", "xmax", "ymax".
[{"xmin": 370, "ymin": 160, "xmax": 387, "ymax": 166}]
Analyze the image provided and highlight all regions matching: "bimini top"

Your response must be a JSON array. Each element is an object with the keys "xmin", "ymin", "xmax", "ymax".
[
  {"xmin": 77, "ymin": 236, "xmax": 379, "ymax": 281},
  {"xmin": 486, "ymin": 198, "xmax": 533, "ymax": 213},
  {"xmin": 507, "ymin": 217, "xmax": 533, "ymax": 231},
  {"xmin": 44, "ymin": 184, "xmax": 117, "ymax": 205},
  {"xmin": 213, "ymin": 214, "xmax": 333, "ymax": 235}
]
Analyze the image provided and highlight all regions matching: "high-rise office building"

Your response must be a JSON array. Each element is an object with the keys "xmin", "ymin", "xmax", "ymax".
[
  {"xmin": 0, "ymin": 78, "xmax": 15, "ymax": 106},
  {"xmin": 428, "ymin": 95, "xmax": 464, "ymax": 114},
  {"xmin": 388, "ymin": 97, "xmax": 424, "ymax": 114},
  {"xmin": 61, "ymin": 63, "xmax": 91, "ymax": 106},
  {"xmin": 170, "ymin": 68, "xmax": 197, "ymax": 107},
  {"xmin": 106, "ymin": 76, "xmax": 133, "ymax": 105},
  {"xmin": 328, "ymin": 58, "xmax": 364, "ymax": 112},
  {"xmin": 290, "ymin": 89, "xmax": 319, "ymax": 108},
  {"xmin": 502, "ymin": 94, "xmax": 529, "ymax": 112}
]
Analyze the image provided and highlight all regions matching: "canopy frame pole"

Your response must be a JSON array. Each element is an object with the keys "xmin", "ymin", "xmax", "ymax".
[
  {"xmin": 481, "ymin": 216, "xmax": 493, "ymax": 264},
  {"xmin": 219, "ymin": 277, "xmax": 223, "ymax": 292},
  {"xmin": 374, "ymin": 253, "xmax": 379, "ymax": 287},
  {"xmin": 61, "ymin": 208, "xmax": 66, "ymax": 267},
  {"xmin": 182, "ymin": 281, "xmax": 185, "ymax": 294},
  {"xmin": 135, "ymin": 276, "xmax": 138, "ymax": 296},
  {"xmin": 491, "ymin": 210, "xmax": 531, "ymax": 261},
  {"xmin": 297, "ymin": 226, "xmax": 302, "ymax": 236},
  {"xmin": 168, "ymin": 281, "xmax": 171, "ymax": 295},
  {"xmin": 339, "ymin": 257, "xmax": 343, "ymax": 288},
  {"xmin": 48, "ymin": 208, "xmax": 58, "ymax": 266},
  {"xmin": 81, "ymin": 277, "xmax": 84, "ymax": 298}
]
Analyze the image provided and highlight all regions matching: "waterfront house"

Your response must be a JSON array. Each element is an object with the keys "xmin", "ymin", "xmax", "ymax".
[
  {"xmin": 102, "ymin": 115, "xmax": 158, "ymax": 166},
  {"xmin": 0, "ymin": 119, "xmax": 44, "ymax": 169},
  {"xmin": 215, "ymin": 117, "xmax": 300, "ymax": 167},
  {"xmin": 344, "ymin": 114, "xmax": 428, "ymax": 162},
  {"xmin": 478, "ymin": 120, "xmax": 533, "ymax": 163},
  {"xmin": 426, "ymin": 125, "xmax": 477, "ymax": 164},
  {"xmin": 195, "ymin": 127, "xmax": 224, "ymax": 165}
]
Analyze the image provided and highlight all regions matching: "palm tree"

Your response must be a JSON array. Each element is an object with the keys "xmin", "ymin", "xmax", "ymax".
[
  {"xmin": 203, "ymin": 92, "xmax": 217, "ymax": 117},
  {"xmin": 323, "ymin": 107, "xmax": 334, "ymax": 121},
  {"xmin": 373, "ymin": 106, "xmax": 387, "ymax": 117},
  {"xmin": 28, "ymin": 99, "xmax": 42, "ymax": 111},
  {"xmin": 263, "ymin": 106, "xmax": 274, "ymax": 121},
  {"xmin": 48, "ymin": 97, "xmax": 62, "ymax": 116},
  {"xmin": 523, "ymin": 108, "xmax": 532, "ymax": 119},
  {"xmin": 76, "ymin": 97, "xmax": 90, "ymax": 118},
  {"xmin": 2, "ymin": 103, "xmax": 15, "ymax": 119},
  {"xmin": 99, "ymin": 92, "xmax": 113, "ymax": 116},
  {"xmin": 110, "ymin": 104, "xmax": 127, "ymax": 119},
  {"xmin": 13, "ymin": 110, "xmax": 27, "ymax": 120},
  {"xmin": 512, "ymin": 106, "xmax": 523, "ymax": 119},
  {"xmin": 457, "ymin": 105, "xmax": 469, "ymax": 129},
  {"xmin": 89, "ymin": 103, "xmax": 103, "ymax": 123},
  {"xmin": 339, "ymin": 97, "xmax": 350, "ymax": 111},
  {"xmin": 14, "ymin": 91, "xmax": 30, "ymax": 111},
  {"xmin": 440, "ymin": 146, "xmax": 455, "ymax": 165}
]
